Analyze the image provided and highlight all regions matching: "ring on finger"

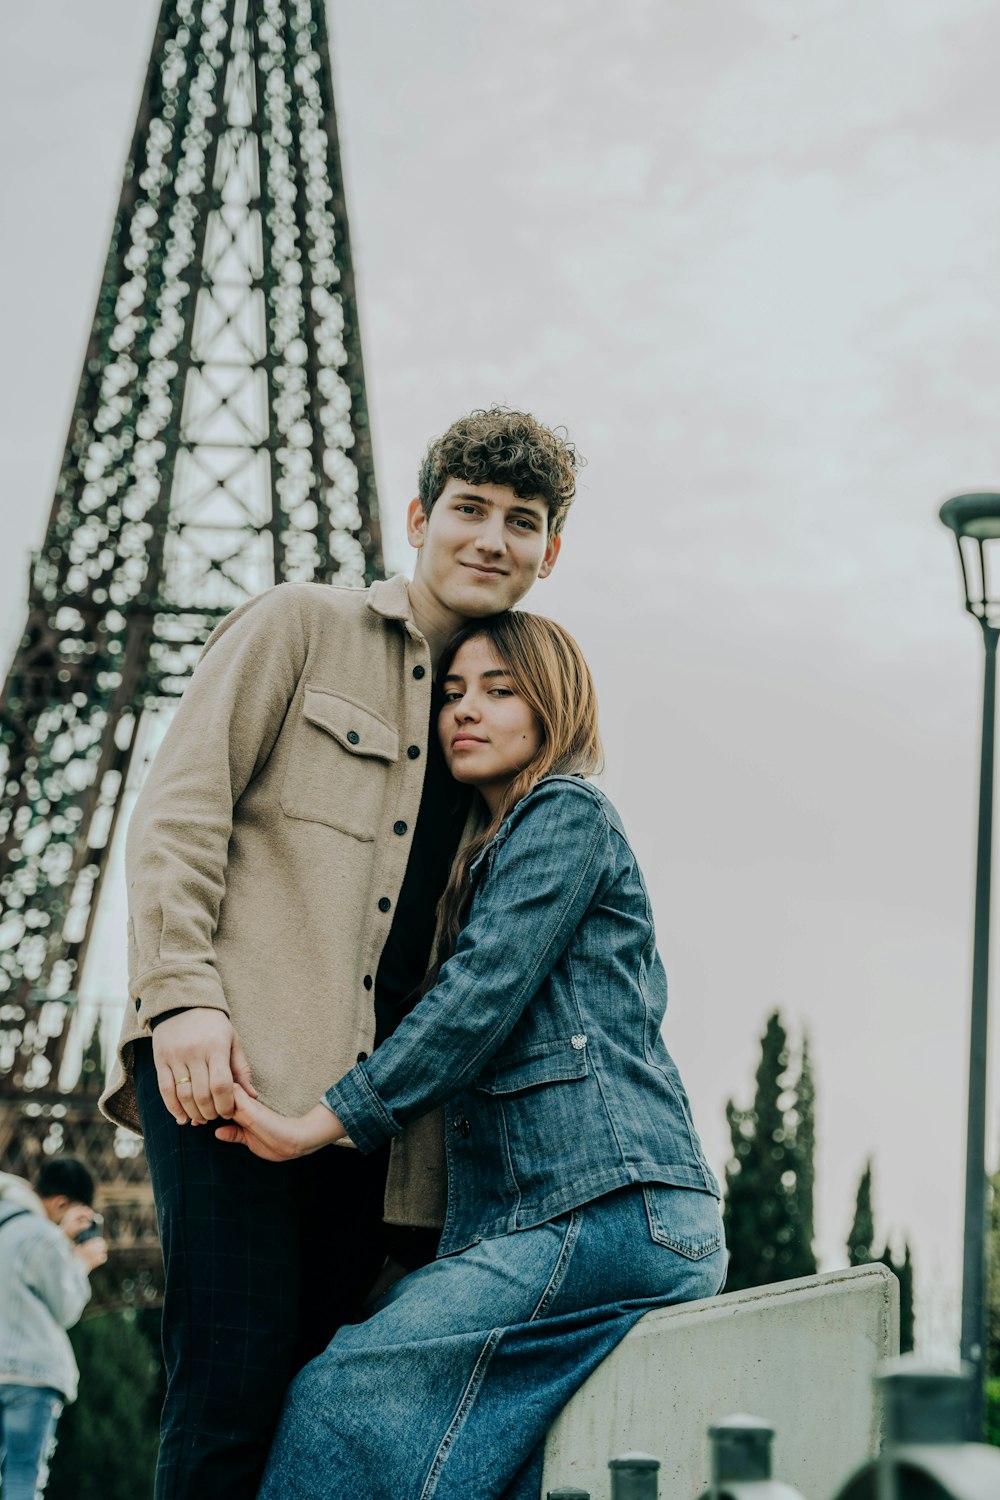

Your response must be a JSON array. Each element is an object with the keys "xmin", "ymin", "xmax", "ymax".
[{"xmin": 175, "ymin": 1076, "xmax": 193, "ymax": 1088}]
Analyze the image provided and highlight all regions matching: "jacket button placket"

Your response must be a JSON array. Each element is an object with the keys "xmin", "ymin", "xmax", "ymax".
[{"xmin": 363, "ymin": 644, "xmax": 428, "ymax": 1020}]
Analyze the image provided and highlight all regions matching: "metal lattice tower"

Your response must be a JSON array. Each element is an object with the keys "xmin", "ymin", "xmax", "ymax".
[{"xmin": 0, "ymin": 0, "xmax": 381, "ymax": 1305}]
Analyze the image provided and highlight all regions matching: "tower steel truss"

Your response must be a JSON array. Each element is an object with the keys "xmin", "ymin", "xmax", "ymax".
[{"xmin": 0, "ymin": 0, "xmax": 381, "ymax": 1304}]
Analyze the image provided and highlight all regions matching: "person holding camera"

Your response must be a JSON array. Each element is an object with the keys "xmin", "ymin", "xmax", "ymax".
[{"xmin": 0, "ymin": 1156, "xmax": 108, "ymax": 1500}]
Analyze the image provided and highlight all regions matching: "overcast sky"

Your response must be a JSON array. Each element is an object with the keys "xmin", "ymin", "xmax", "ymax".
[{"xmin": 4, "ymin": 0, "xmax": 1000, "ymax": 1353}]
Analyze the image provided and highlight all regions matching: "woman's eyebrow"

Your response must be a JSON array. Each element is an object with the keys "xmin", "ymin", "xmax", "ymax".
[{"xmin": 442, "ymin": 668, "xmax": 511, "ymax": 686}]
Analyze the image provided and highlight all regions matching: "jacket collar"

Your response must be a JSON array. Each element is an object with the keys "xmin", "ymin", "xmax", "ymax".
[{"xmin": 367, "ymin": 575, "xmax": 425, "ymax": 641}]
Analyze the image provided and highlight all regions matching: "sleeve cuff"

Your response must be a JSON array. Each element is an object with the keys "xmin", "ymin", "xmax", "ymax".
[
  {"xmin": 324, "ymin": 1064, "xmax": 400, "ymax": 1155},
  {"xmin": 131, "ymin": 966, "xmax": 229, "ymax": 1029}
]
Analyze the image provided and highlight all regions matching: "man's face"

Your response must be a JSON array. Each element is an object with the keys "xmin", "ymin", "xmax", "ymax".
[{"xmin": 407, "ymin": 479, "xmax": 560, "ymax": 620}]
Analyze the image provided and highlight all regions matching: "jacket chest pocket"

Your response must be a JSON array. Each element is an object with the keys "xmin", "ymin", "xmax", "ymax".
[{"xmin": 280, "ymin": 686, "xmax": 399, "ymax": 841}]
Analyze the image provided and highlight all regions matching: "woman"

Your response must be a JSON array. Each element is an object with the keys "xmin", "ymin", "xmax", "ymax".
[{"xmin": 217, "ymin": 613, "xmax": 724, "ymax": 1500}]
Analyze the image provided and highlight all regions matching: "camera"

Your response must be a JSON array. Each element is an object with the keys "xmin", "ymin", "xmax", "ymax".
[{"xmin": 73, "ymin": 1211, "xmax": 104, "ymax": 1245}]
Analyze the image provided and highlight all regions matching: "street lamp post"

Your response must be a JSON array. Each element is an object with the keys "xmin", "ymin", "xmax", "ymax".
[{"xmin": 939, "ymin": 492, "xmax": 1000, "ymax": 1440}]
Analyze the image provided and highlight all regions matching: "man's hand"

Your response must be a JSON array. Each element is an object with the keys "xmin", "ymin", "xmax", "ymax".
[
  {"xmin": 57, "ymin": 1204, "xmax": 96, "ymax": 1243},
  {"xmin": 152, "ymin": 1009, "xmax": 256, "ymax": 1124},
  {"xmin": 215, "ymin": 1085, "xmax": 343, "ymax": 1161},
  {"xmin": 57, "ymin": 1206, "xmax": 109, "ymax": 1274},
  {"xmin": 72, "ymin": 1237, "xmax": 109, "ymax": 1274}
]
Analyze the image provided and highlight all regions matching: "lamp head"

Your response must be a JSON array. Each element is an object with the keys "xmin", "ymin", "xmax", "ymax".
[{"xmin": 940, "ymin": 492, "xmax": 1000, "ymax": 625}]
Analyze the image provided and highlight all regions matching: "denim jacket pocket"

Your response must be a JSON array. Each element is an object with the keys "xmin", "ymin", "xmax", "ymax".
[
  {"xmin": 473, "ymin": 1037, "xmax": 589, "ymax": 1096},
  {"xmin": 642, "ymin": 1184, "xmax": 724, "ymax": 1260}
]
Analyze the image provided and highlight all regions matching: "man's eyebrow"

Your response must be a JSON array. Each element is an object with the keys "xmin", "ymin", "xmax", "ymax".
[{"xmin": 449, "ymin": 491, "xmax": 545, "ymax": 515}]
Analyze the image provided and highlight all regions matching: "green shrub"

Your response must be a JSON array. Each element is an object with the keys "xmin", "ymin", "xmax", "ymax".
[
  {"xmin": 986, "ymin": 1378, "xmax": 1000, "ymax": 1447},
  {"xmin": 46, "ymin": 1309, "xmax": 162, "ymax": 1500}
]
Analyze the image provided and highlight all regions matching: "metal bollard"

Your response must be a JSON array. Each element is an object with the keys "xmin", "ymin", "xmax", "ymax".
[
  {"xmin": 710, "ymin": 1415, "xmax": 774, "ymax": 1485},
  {"xmin": 832, "ymin": 1355, "xmax": 1000, "ymax": 1499},
  {"xmin": 695, "ymin": 1414, "xmax": 806, "ymax": 1500},
  {"xmin": 879, "ymin": 1360, "xmax": 968, "ymax": 1445},
  {"xmin": 609, "ymin": 1451, "xmax": 660, "ymax": 1500},
  {"xmin": 547, "ymin": 1490, "xmax": 591, "ymax": 1500}
]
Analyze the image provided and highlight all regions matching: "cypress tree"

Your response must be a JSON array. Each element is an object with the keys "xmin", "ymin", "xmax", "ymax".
[
  {"xmin": 723, "ymin": 1011, "xmax": 817, "ymax": 1291},
  {"xmin": 848, "ymin": 1160, "xmax": 876, "ymax": 1267},
  {"xmin": 896, "ymin": 1242, "xmax": 915, "ymax": 1354},
  {"xmin": 847, "ymin": 1159, "xmax": 916, "ymax": 1352},
  {"xmin": 795, "ymin": 1035, "xmax": 816, "ymax": 1260},
  {"xmin": 878, "ymin": 1239, "xmax": 915, "ymax": 1354}
]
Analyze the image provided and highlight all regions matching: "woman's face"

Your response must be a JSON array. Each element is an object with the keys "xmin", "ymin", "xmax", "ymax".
[{"xmin": 439, "ymin": 636, "xmax": 544, "ymax": 813}]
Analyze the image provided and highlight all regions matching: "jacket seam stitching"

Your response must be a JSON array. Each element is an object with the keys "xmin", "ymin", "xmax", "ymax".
[
  {"xmin": 419, "ymin": 1212, "xmax": 581, "ymax": 1497},
  {"xmin": 419, "ymin": 1329, "xmax": 503, "ymax": 1499}
]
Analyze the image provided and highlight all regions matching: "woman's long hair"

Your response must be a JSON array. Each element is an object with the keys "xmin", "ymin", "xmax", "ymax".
[{"xmin": 433, "ymin": 611, "xmax": 603, "ymax": 966}]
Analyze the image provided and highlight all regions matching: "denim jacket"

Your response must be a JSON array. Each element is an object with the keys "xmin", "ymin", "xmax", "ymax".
[{"xmin": 327, "ymin": 777, "xmax": 720, "ymax": 1256}]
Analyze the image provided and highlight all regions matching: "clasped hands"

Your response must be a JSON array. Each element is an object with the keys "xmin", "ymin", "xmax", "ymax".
[{"xmin": 152, "ymin": 1009, "xmax": 343, "ymax": 1161}]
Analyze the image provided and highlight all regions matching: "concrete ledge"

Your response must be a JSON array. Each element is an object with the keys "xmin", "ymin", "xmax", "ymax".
[{"xmin": 542, "ymin": 1264, "xmax": 898, "ymax": 1499}]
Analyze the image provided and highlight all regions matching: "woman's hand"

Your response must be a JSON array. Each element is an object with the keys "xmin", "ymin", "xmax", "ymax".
[{"xmin": 215, "ymin": 1084, "xmax": 344, "ymax": 1161}]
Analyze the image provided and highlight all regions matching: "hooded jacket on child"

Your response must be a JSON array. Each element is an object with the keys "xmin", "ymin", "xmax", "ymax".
[{"xmin": 0, "ymin": 1172, "xmax": 90, "ymax": 1402}]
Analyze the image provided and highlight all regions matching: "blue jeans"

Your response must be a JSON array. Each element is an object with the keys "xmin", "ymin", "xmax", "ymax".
[
  {"xmin": 259, "ymin": 1183, "xmax": 726, "ymax": 1500},
  {"xmin": 0, "ymin": 1386, "xmax": 63, "ymax": 1500}
]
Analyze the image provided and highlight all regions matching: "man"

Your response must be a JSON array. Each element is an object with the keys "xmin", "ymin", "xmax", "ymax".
[
  {"xmin": 101, "ymin": 406, "xmax": 580, "ymax": 1498},
  {"xmin": 0, "ymin": 1157, "xmax": 108, "ymax": 1500}
]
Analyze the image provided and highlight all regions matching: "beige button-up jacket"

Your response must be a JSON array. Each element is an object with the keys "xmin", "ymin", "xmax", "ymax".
[{"xmin": 100, "ymin": 574, "xmax": 448, "ymax": 1226}]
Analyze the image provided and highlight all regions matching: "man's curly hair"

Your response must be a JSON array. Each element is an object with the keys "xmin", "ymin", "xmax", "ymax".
[{"xmin": 418, "ymin": 407, "xmax": 582, "ymax": 536}]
